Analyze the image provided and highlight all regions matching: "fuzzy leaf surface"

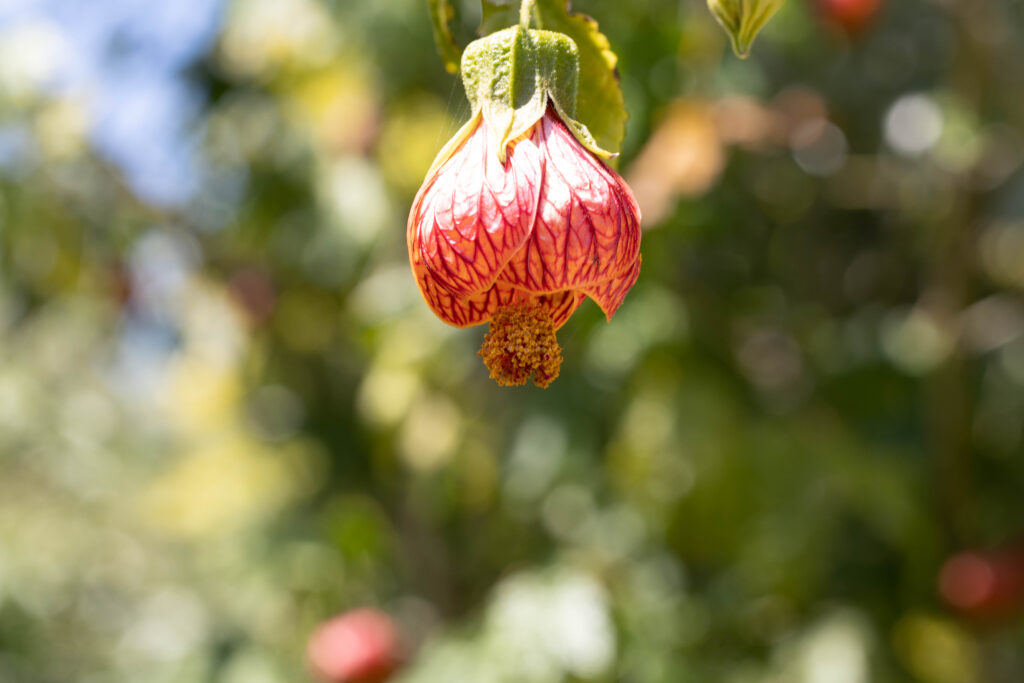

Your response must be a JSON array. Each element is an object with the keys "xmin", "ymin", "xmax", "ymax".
[
  {"xmin": 533, "ymin": 0, "xmax": 626, "ymax": 155},
  {"xmin": 477, "ymin": 0, "xmax": 626, "ymax": 155}
]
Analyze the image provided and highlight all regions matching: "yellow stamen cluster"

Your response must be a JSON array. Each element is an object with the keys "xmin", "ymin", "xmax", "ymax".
[{"xmin": 478, "ymin": 301, "xmax": 562, "ymax": 388}]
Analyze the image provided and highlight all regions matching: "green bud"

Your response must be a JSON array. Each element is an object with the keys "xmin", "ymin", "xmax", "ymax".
[{"xmin": 707, "ymin": 0, "xmax": 784, "ymax": 58}]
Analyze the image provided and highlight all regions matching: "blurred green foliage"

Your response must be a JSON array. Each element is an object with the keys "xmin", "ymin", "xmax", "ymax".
[{"xmin": 1, "ymin": 0, "xmax": 1024, "ymax": 682}]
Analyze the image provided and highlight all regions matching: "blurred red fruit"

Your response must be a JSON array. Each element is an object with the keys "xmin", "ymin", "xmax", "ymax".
[
  {"xmin": 307, "ymin": 609, "xmax": 401, "ymax": 683},
  {"xmin": 939, "ymin": 549, "xmax": 1024, "ymax": 618},
  {"xmin": 813, "ymin": 0, "xmax": 883, "ymax": 36},
  {"xmin": 228, "ymin": 267, "xmax": 276, "ymax": 324},
  {"xmin": 111, "ymin": 266, "xmax": 133, "ymax": 307}
]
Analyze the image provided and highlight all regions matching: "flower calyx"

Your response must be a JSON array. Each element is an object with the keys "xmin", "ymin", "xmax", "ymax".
[{"xmin": 454, "ymin": 25, "xmax": 612, "ymax": 166}]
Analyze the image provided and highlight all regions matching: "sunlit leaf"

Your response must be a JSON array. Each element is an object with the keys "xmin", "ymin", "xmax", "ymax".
[
  {"xmin": 428, "ymin": 0, "xmax": 462, "ymax": 73},
  {"xmin": 707, "ymin": 0, "xmax": 784, "ymax": 58},
  {"xmin": 533, "ymin": 0, "xmax": 627, "ymax": 155},
  {"xmin": 477, "ymin": 0, "xmax": 626, "ymax": 155},
  {"xmin": 480, "ymin": 0, "xmax": 516, "ymax": 36}
]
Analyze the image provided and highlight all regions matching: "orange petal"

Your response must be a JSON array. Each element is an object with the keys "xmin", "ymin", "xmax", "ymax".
[
  {"xmin": 498, "ymin": 110, "xmax": 641, "ymax": 295},
  {"xmin": 412, "ymin": 251, "xmax": 585, "ymax": 330},
  {"xmin": 583, "ymin": 255, "xmax": 641, "ymax": 320},
  {"xmin": 546, "ymin": 290, "xmax": 587, "ymax": 329},
  {"xmin": 411, "ymin": 258, "xmax": 516, "ymax": 328},
  {"xmin": 409, "ymin": 116, "xmax": 542, "ymax": 297}
]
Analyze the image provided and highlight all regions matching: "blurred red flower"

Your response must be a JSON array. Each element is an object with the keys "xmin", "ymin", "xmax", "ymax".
[
  {"xmin": 939, "ymin": 548, "xmax": 1024, "ymax": 618},
  {"xmin": 307, "ymin": 609, "xmax": 402, "ymax": 683},
  {"xmin": 814, "ymin": 0, "xmax": 883, "ymax": 36}
]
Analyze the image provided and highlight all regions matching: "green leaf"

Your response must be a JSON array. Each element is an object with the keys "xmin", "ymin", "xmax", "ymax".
[
  {"xmin": 428, "ymin": 0, "xmax": 463, "ymax": 73},
  {"xmin": 461, "ymin": 26, "xmax": 614, "ymax": 162},
  {"xmin": 532, "ymin": 0, "xmax": 626, "ymax": 156},
  {"xmin": 707, "ymin": 0, "xmax": 785, "ymax": 58},
  {"xmin": 480, "ymin": 0, "xmax": 517, "ymax": 36}
]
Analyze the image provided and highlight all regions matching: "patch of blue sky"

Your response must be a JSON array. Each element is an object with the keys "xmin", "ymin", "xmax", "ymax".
[{"xmin": 0, "ymin": 0, "xmax": 226, "ymax": 206}]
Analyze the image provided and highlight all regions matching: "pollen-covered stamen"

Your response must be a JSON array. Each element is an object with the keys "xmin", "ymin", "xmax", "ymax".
[{"xmin": 478, "ymin": 300, "xmax": 562, "ymax": 388}]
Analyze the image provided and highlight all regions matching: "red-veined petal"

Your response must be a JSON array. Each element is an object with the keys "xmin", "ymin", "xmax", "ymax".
[
  {"xmin": 498, "ymin": 109, "xmax": 641, "ymax": 295},
  {"xmin": 409, "ymin": 116, "xmax": 542, "ymax": 297},
  {"xmin": 583, "ymin": 255, "xmax": 642, "ymax": 320},
  {"xmin": 412, "ymin": 248, "xmax": 585, "ymax": 330}
]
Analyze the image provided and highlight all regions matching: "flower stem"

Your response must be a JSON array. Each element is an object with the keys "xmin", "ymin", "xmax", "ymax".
[{"xmin": 519, "ymin": 0, "xmax": 536, "ymax": 28}]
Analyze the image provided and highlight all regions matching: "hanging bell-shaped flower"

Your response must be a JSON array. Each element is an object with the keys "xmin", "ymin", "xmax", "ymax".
[{"xmin": 407, "ymin": 25, "xmax": 642, "ymax": 388}]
